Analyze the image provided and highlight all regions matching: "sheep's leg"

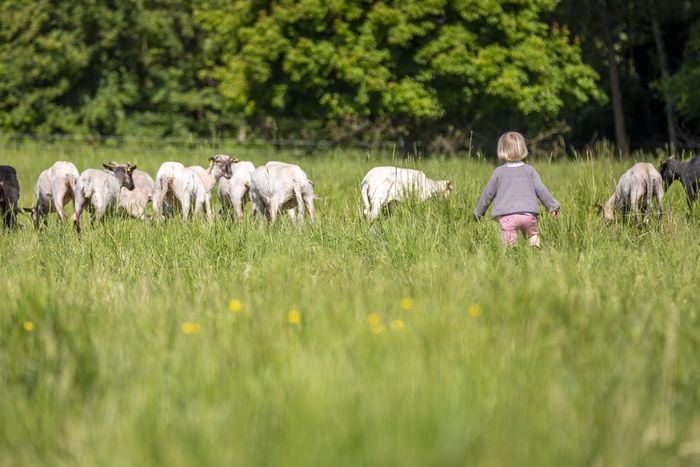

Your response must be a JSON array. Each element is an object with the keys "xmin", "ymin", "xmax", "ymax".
[
  {"xmin": 368, "ymin": 199, "xmax": 382, "ymax": 222},
  {"xmin": 287, "ymin": 209, "xmax": 297, "ymax": 223},
  {"xmin": 37, "ymin": 200, "xmax": 50, "ymax": 228},
  {"xmin": 180, "ymin": 192, "xmax": 191, "ymax": 220},
  {"xmin": 629, "ymin": 192, "xmax": 639, "ymax": 225},
  {"xmin": 269, "ymin": 199, "xmax": 279, "ymax": 223},
  {"xmin": 292, "ymin": 184, "xmax": 304, "ymax": 223},
  {"xmin": 53, "ymin": 191, "xmax": 67, "ymax": 221},
  {"xmin": 191, "ymin": 195, "xmax": 202, "ymax": 217},
  {"xmin": 234, "ymin": 196, "xmax": 244, "ymax": 222},
  {"xmin": 204, "ymin": 195, "xmax": 214, "ymax": 222},
  {"xmin": 232, "ymin": 188, "xmax": 247, "ymax": 222},
  {"xmin": 152, "ymin": 186, "xmax": 164, "ymax": 221},
  {"xmin": 656, "ymin": 183, "xmax": 664, "ymax": 218},
  {"xmin": 73, "ymin": 195, "xmax": 85, "ymax": 233},
  {"xmin": 304, "ymin": 194, "xmax": 314, "ymax": 224}
]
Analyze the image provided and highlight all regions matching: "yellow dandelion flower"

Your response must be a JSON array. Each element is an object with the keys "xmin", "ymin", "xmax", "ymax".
[
  {"xmin": 287, "ymin": 309, "xmax": 301, "ymax": 325},
  {"xmin": 399, "ymin": 297, "xmax": 414, "ymax": 311},
  {"xmin": 391, "ymin": 319, "xmax": 405, "ymax": 332},
  {"xmin": 22, "ymin": 321, "xmax": 34, "ymax": 332},
  {"xmin": 468, "ymin": 303, "xmax": 482, "ymax": 318},
  {"xmin": 181, "ymin": 322, "xmax": 202, "ymax": 334},
  {"xmin": 367, "ymin": 313, "xmax": 381, "ymax": 327},
  {"xmin": 370, "ymin": 324, "xmax": 386, "ymax": 334},
  {"xmin": 228, "ymin": 299, "xmax": 243, "ymax": 313}
]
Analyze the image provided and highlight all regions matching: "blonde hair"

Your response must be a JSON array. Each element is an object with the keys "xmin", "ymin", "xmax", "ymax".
[{"xmin": 497, "ymin": 132, "xmax": 528, "ymax": 162}]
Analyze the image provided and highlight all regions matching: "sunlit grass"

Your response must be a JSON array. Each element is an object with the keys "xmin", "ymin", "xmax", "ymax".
[{"xmin": 0, "ymin": 143, "xmax": 698, "ymax": 466}]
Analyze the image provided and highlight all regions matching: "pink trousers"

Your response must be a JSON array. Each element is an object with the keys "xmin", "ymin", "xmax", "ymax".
[{"xmin": 498, "ymin": 213, "xmax": 539, "ymax": 247}]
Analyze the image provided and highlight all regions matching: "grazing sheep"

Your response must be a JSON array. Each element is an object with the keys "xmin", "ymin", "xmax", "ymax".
[
  {"xmin": 659, "ymin": 156, "xmax": 700, "ymax": 211},
  {"xmin": 0, "ymin": 165, "xmax": 21, "ymax": 229},
  {"xmin": 118, "ymin": 169, "xmax": 154, "ymax": 220},
  {"xmin": 597, "ymin": 162, "xmax": 663, "ymax": 222},
  {"xmin": 152, "ymin": 155, "xmax": 235, "ymax": 221},
  {"xmin": 218, "ymin": 160, "xmax": 256, "ymax": 221},
  {"xmin": 249, "ymin": 161, "xmax": 315, "ymax": 223},
  {"xmin": 360, "ymin": 166, "xmax": 453, "ymax": 221},
  {"xmin": 74, "ymin": 162, "xmax": 137, "ymax": 233},
  {"xmin": 26, "ymin": 161, "xmax": 79, "ymax": 228}
]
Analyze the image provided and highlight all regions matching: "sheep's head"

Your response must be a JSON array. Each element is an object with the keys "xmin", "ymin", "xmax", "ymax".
[
  {"xmin": 208, "ymin": 154, "xmax": 237, "ymax": 179},
  {"xmin": 595, "ymin": 202, "xmax": 615, "ymax": 222},
  {"xmin": 22, "ymin": 207, "xmax": 40, "ymax": 229},
  {"xmin": 658, "ymin": 159, "xmax": 676, "ymax": 190},
  {"xmin": 104, "ymin": 161, "xmax": 137, "ymax": 191},
  {"xmin": 437, "ymin": 180, "xmax": 453, "ymax": 196}
]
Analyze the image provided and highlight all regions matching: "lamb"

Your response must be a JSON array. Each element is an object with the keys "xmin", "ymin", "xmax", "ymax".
[
  {"xmin": 249, "ymin": 161, "xmax": 315, "ymax": 223},
  {"xmin": 0, "ymin": 165, "xmax": 21, "ymax": 229},
  {"xmin": 658, "ymin": 156, "xmax": 700, "ymax": 211},
  {"xmin": 26, "ymin": 161, "xmax": 79, "ymax": 228},
  {"xmin": 152, "ymin": 154, "xmax": 234, "ymax": 221},
  {"xmin": 218, "ymin": 160, "xmax": 256, "ymax": 221},
  {"xmin": 596, "ymin": 162, "xmax": 663, "ymax": 222},
  {"xmin": 73, "ymin": 162, "xmax": 137, "ymax": 233},
  {"xmin": 360, "ymin": 166, "xmax": 453, "ymax": 221},
  {"xmin": 118, "ymin": 168, "xmax": 154, "ymax": 220}
]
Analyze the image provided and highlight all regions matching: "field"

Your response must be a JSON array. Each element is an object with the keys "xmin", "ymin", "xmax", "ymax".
[{"xmin": 1, "ymin": 142, "xmax": 699, "ymax": 466}]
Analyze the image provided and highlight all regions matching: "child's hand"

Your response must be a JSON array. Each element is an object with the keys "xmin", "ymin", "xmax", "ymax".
[{"xmin": 551, "ymin": 209, "xmax": 560, "ymax": 219}]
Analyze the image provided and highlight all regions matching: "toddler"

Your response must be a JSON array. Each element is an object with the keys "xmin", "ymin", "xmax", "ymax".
[{"xmin": 474, "ymin": 132, "xmax": 559, "ymax": 247}]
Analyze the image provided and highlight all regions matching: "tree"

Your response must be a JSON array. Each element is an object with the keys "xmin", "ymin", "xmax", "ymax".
[
  {"xmin": 662, "ymin": 4, "xmax": 700, "ymax": 141},
  {"xmin": 197, "ymin": 0, "xmax": 603, "ymax": 150},
  {"xmin": 0, "ymin": 0, "xmax": 221, "ymax": 137}
]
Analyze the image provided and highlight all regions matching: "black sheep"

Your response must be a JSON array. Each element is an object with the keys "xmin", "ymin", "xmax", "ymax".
[
  {"xmin": 0, "ymin": 165, "xmax": 21, "ymax": 229},
  {"xmin": 659, "ymin": 157, "xmax": 700, "ymax": 211}
]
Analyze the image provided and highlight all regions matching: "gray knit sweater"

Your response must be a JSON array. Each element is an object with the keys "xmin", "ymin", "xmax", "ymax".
[{"xmin": 474, "ymin": 163, "xmax": 560, "ymax": 219}]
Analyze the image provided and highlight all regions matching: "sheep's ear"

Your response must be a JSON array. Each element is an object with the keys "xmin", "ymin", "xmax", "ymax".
[
  {"xmin": 232, "ymin": 158, "xmax": 239, "ymax": 163},
  {"xmin": 127, "ymin": 164, "xmax": 137, "ymax": 172},
  {"xmin": 103, "ymin": 163, "xmax": 115, "ymax": 171}
]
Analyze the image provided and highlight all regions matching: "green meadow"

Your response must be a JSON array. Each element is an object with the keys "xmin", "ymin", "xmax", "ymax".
[{"xmin": 1, "ymin": 143, "xmax": 699, "ymax": 466}]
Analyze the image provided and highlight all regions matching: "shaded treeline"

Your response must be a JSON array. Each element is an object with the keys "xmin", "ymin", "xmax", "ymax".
[{"xmin": 0, "ymin": 0, "xmax": 698, "ymax": 154}]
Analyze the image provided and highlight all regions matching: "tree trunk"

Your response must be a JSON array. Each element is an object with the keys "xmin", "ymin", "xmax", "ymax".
[
  {"xmin": 600, "ymin": 0, "xmax": 628, "ymax": 156},
  {"xmin": 649, "ymin": 2, "xmax": 678, "ymax": 150}
]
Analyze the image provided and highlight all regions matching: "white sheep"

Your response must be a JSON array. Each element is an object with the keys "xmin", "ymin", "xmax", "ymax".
[
  {"xmin": 249, "ymin": 161, "xmax": 315, "ymax": 223},
  {"xmin": 217, "ymin": 160, "xmax": 256, "ymax": 221},
  {"xmin": 73, "ymin": 162, "xmax": 137, "ymax": 233},
  {"xmin": 118, "ymin": 169, "xmax": 154, "ymax": 220},
  {"xmin": 152, "ymin": 155, "xmax": 234, "ymax": 221},
  {"xmin": 597, "ymin": 162, "xmax": 664, "ymax": 222},
  {"xmin": 27, "ymin": 161, "xmax": 80, "ymax": 228},
  {"xmin": 360, "ymin": 166, "xmax": 453, "ymax": 221}
]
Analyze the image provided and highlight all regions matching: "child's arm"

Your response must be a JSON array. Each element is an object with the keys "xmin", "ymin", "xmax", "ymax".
[
  {"xmin": 530, "ymin": 169, "xmax": 560, "ymax": 214},
  {"xmin": 473, "ymin": 172, "xmax": 498, "ymax": 220}
]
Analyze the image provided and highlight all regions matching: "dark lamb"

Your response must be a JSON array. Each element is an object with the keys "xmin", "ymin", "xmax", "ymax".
[
  {"xmin": 0, "ymin": 165, "xmax": 21, "ymax": 229},
  {"xmin": 659, "ymin": 157, "xmax": 700, "ymax": 211}
]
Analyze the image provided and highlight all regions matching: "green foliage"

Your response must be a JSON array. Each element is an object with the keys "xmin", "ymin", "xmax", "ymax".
[
  {"xmin": 1, "ymin": 144, "xmax": 700, "ymax": 465},
  {"xmin": 0, "ymin": 0, "xmax": 223, "ymax": 137},
  {"xmin": 198, "ymin": 0, "xmax": 603, "ymax": 138},
  {"xmin": 664, "ymin": 17, "xmax": 700, "ymax": 121}
]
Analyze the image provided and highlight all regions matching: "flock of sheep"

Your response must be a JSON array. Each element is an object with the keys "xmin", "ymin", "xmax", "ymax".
[
  {"xmin": 0, "ymin": 153, "xmax": 698, "ymax": 233},
  {"xmin": 0, "ymin": 156, "xmax": 454, "ymax": 232}
]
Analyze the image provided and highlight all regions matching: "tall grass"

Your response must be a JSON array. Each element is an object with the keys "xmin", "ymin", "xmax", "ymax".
[{"xmin": 1, "ymin": 144, "xmax": 699, "ymax": 466}]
